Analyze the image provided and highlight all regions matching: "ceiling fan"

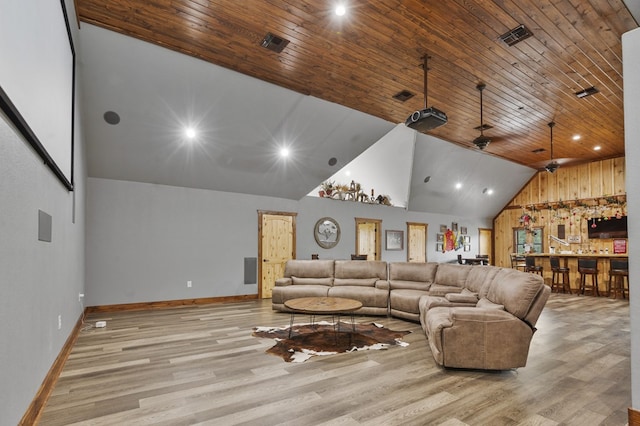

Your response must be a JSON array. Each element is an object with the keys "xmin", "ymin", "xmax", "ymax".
[
  {"xmin": 473, "ymin": 83, "xmax": 491, "ymax": 150},
  {"xmin": 545, "ymin": 122, "xmax": 559, "ymax": 173}
]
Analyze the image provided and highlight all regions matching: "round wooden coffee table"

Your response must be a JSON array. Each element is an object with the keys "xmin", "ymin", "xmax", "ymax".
[{"xmin": 284, "ymin": 297, "xmax": 363, "ymax": 339}]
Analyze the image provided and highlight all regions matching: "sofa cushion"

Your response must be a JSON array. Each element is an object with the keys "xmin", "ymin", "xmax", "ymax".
[
  {"xmin": 271, "ymin": 285, "xmax": 330, "ymax": 304},
  {"xmin": 388, "ymin": 262, "xmax": 437, "ymax": 287},
  {"xmin": 388, "ymin": 280, "xmax": 432, "ymax": 291},
  {"xmin": 428, "ymin": 284, "xmax": 463, "ymax": 297},
  {"xmin": 445, "ymin": 290, "xmax": 479, "ymax": 304},
  {"xmin": 486, "ymin": 268, "xmax": 545, "ymax": 320},
  {"xmin": 333, "ymin": 277, "xmax": 378, "ymax": 287},
  {"xmin": 434, "ymin": 263, "xmax": 472, "ymax": 288},
  {"xmin": 291, "ymin": 276, "xmax": 333, "ymax": 286},
  {"xmin": 328, "ymin": 286, "xmax": 388, "ymax": 308},
  {"xmin": 476, "ymin": 297, "xmax": 504, "ymax": 310},
  {"xmin": 334, "ymin": 260, "xmax": 387, "ymax": 280},
  {"xmin": 284, "ymin": 260, "xmax": 335, "ymax": 278},
  {"xmin": 464, "ymin": 265, "xmax": 501, "ymax": 297},
  {"xmin": 390, "ymin": 289, "xmax": 429, "ymax": 314}
]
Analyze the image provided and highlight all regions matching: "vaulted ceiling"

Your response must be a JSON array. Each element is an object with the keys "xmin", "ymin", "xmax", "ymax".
[
  {"xmin": 74, "ymin": 1, "xmax": 637, "ymax": 217},
  {"xmin": 77, "ymin": 0, "xmax": 636, "ymax": 167}
]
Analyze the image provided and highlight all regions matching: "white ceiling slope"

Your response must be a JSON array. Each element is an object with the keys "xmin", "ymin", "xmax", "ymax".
[
  {"xmin": 409, "ymin": 133, "xmax": 536, "ymax": 218},
  {"xmin": 310, "ymin": 124, "xmax": 416, "ymax": 209},
  {"xmin": 78, "ymin": 23, "xmax": 535, "ymax": 217}
]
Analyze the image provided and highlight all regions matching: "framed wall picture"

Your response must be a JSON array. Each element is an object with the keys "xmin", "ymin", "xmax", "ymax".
[
  {"xmin": 385, "ymin": 230, "xmax": 404, "ymax": 250},
  {"xmin": 439, "ymin": 224, "xmax": 447, "ymax": 233},
  {"xmin": 437, "ymin": 233, "xmax": 444, "ymax": 242},
  {"xmin": 613, "ymin": 239, "xmax": 627, "ymax": 254},
  {"xmin": 460, "ymin": 226, "xmax": 467, "ymax": 234},
  {"xmin": 451, "ymin": 222, "xmax": 458, "ymax": 232},
  {"xmin": 464, "ymin": 244, "xmax": 471, "ymax": 252},
  {"xmin": 436, "ymin": 242, "xmax": 443, "ymax": 252},
  {"xmin": 464, "ymin": 235, "xmax": 471, "ymax": 244},
  {"xmin": 314, "ymin": 217, "xmax": 340, "ymax": 249}
]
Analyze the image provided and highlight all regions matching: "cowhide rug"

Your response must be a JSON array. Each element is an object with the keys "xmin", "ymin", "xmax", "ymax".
[{"xmin": 252, "ymin": 321, "xmax": 411, "ymax": 363}]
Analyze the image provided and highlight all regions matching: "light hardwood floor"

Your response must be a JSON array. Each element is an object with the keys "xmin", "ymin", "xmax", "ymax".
[{"xmin": 39, "ymin": 294, "xmax": 630, "ymax": 425}]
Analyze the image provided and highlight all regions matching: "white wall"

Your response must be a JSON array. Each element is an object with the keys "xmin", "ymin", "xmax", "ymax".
[
  {"xmin": 622, "ymin": 26, "xmax": 640, "ymax": 411},
  {"xmin": 0, "ymin": 2, "xmax": 85, "ymax": 423},
  {"xmin": 85, "ymin": 177, "xmax": 489, "ymax": 306}
]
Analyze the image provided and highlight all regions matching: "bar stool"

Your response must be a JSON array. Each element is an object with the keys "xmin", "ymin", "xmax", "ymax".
[
  {"xmin": 608, "ymin": 259, "xmax": 629, "ymax": 299},
  {"xmin": 550, "ymin": 256, "xmax": 571, "ymax": 293},
  {"xmin": 525, "ymin": 256, "xmax": 543, "ymax": 275},
  {"xmin": 578, "ymin": 258, "xmax": 599, "ymax": 296},
  {"xmin": 511, "ymin": 254, "xmax": 526, "ymax": 271}
]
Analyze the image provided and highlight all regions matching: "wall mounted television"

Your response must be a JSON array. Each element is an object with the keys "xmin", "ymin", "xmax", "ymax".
[{"xmin": 587, "ymin": 216, "xmax": 627, "ymax": 239}]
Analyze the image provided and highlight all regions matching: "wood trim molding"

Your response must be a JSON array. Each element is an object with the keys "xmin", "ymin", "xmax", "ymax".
[
  {"xmin": 630, "ymin": 407, "xmax": 640, "ymax": 426},
  {"xmin": 86, "ymin": 294, "xmax": 258, "ymax": 314},
  {"xmin": 19, "ymin": 312, "xmax": 85, "ymax": 425}
]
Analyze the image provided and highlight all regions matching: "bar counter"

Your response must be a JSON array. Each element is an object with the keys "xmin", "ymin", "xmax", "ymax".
[{"xmin": 518, "ymin": 253, "xmax": 628, "ymax": 295}]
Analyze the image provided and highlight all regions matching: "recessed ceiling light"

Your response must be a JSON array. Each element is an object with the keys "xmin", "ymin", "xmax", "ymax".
[
  {"xmin": 335, "ymin": 4, "xmax": 346, "ymax": 16},
  {"xmin": 185, "ymin": 128, "xmax": 196, "ymax": 139},
  {"xmin": 345, "ymin": 170, "xmax": 351, "ymax": 176},
  {"xmin": 328, "ymin": 157, "xmax": 338, "ymax": 166},
  {"xmin": 424, "ymin": 176, "xmax": 431, "ymax": 183},
  {"xmin": 572, "ymin": 135, "xmax": 581, "ymax": 141},
  {"xmin": 455, "ymin": 182, "xmax": 462, "ymax": 189},
  {"xmin": 483, "ymin": 188, "xmax": 494, "ymax": 195},
  {"xmin": 279, "ymin": 147, "xmax": 290, "ymax": 157},
  {"xmin": 594, "ymin": 145, "xmax": 601, "ymax": 151}
]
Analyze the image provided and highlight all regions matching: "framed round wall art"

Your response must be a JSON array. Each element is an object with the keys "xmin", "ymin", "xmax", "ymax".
[{"xmin": 314, "ymin": 217, "xmax": 340, "ymax": 249}]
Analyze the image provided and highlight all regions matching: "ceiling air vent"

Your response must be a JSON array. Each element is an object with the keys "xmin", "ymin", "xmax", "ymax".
[
  {"xmin": 393, "ymin": 90, "xmax": 414, "ymax": 102},
  {"xmin": 499, "ymin": 24, "xmax": 533, "ymax": 47},
  {"xmin": 260, "ymin": 33, "xmax": 290, "ymax": 53},
  {"xmin": 575, "ymin": 86, "xmax": 599, "ymax": 98}
]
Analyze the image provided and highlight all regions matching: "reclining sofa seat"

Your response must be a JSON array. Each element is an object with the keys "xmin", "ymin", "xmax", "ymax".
[
  {"xmin": 271, "ymin": 260, "xmax": 334, "ymax": 312},
  {"xmin": 422, "ymin": 268, "xmax": 550, "ymax": 370},
  {"xmin": 330, "ymin": 260, "xmax": 389, "ymax": 316},
  {"xmin": 387, "ymin": 262, "xmax": 438, "ymax": 321}
]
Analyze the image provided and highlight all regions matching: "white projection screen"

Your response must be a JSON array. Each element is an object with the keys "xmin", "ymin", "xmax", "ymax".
[{"xmin": 0, "ymin": 0, "xmax": 75, "ymax": 190}]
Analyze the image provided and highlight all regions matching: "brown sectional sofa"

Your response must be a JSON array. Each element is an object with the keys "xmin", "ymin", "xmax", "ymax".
[{"xmin": 272, "ymin": 259, "xmax": 550, "ymax": 370}]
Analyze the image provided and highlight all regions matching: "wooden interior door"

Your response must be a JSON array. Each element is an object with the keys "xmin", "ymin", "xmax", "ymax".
[
  {"xmin": 407, "ymin": 222, "xmax": 427, "ymax": 262},
  {"xmin": 355, "ymin": 218, "xmax": 381, "ymax": 260},
  {"xmin": 259, "ymin": 211, "xmax": 296, "ymax": 298},
  {"xmin": 478, "ymin": 228, "xmax": 492, "ymax": 264}
]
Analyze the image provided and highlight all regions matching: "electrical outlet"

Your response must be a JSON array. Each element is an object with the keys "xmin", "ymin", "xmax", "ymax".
[
  {"xmin": 78, "ymin": 292, "xmax": 85, "ymax": 302},
  {"xmin": 187, "ymin": 280, "xmax": 192, "ymax": 288},
  {"xmin": 58, "ymin": 315, "xmax": 62, "ymax": 330}
]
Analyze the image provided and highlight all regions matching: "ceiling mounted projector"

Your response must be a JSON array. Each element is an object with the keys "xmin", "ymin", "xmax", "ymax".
[
  {"xmin": 406, "ymin": 107, "xmax": 448, "ymax": 131},
  {"xmin": 405, "ymin": 55, "xmax": 447, "ymax": 132}
]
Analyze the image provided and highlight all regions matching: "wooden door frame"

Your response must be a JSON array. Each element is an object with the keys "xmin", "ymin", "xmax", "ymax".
[
  {"xmin": 354, "ymin": 217, "xmax": 382, "ymax": 260},
  {"xmin": 257, "ymin": 210, "xmax": 297, "ymax": 298},
  {"xmin": 478, "ymin": 227, "xmax": 493, "ymax": 263},
  {"xmin": 406, "ymin": 222, "xmax": 428, "ymax": 262}
]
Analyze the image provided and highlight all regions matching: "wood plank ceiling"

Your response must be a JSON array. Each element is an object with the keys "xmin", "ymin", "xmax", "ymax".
[{"xmin": 76, "ymin": 0, "xmax": 637, "ymax": 170}]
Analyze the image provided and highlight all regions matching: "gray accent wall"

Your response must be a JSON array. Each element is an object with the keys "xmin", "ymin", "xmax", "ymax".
[
  {"xmin": 85, "ymin": 177, "xmax": 489, "ymax": 307},
  {"xmin": 0, "ymin": 2, "xmax": 85, "ymax": 422}
]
